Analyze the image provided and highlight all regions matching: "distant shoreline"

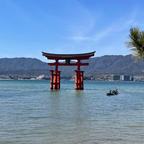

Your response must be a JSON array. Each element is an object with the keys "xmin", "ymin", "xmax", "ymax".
[{"xmin": 0, "ymin": 79, "xmax": 144, "ymax": 82}]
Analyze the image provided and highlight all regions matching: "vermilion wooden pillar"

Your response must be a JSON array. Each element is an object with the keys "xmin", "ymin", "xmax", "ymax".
[
  {"xmin": 50, "ymin": 70, "xmax": 61, "ymax": 90},
  {"xmin": 57, "ymin": 71, "xmax": 61, "ymax": 89},
  {"xmin": 80, "ymin": 71, "xmax": 84, "ymax": 89},
  {"xmin": 50, "ymin": 70, "xmax": 54, "ymax": 89},
  {"xmin": 53, "ymin": 71, "xmax": 60, "ymax": 89},
  {"xmin": 50, "ymin": 59, "xmax": 61, "ymax": 90},
  {"xmin": 75, "ymin": 70, "xmax": 78, "ymax": 89},
  {"xmin": 75, "ymin": 59, "xmax": 84, "ymax": 90},
  {"xmin": 75, "ymin": 70, "xmax": 84, "ymax": 90}
]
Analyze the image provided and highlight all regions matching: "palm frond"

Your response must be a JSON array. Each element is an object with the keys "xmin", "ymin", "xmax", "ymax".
[{"xmin": 127, "ymin": 27, "xmax": 144, "ymax": 59}]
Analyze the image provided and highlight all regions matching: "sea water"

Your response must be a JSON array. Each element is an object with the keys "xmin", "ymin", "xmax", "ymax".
[{"xmin": 0, "ymin": 80, "xmax": 144, "ymax": 144}]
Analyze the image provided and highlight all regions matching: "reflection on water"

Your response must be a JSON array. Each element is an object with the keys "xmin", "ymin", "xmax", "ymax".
[{"xmin": 0, "ymin": 80, "xmax": 144, "ymax": 144}]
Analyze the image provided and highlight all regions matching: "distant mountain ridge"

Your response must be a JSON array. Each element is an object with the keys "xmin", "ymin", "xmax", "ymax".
[
  {"xmin": 0, "ymin": 55, "xmax": 144, "ymax": 77},
  {"xmin": 85, "ymin": 55, "xmax": 144, "ymax": 76}
]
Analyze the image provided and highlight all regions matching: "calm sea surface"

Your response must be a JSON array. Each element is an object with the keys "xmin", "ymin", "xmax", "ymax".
[{"xmin": 0, "ymin": 80, "xmax": 144, "ymax": 144}]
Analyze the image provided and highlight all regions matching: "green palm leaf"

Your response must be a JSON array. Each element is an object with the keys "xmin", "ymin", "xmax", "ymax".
[{"xmin": 127, "ymin": 27, "xmax": 144, "ymax": 59}]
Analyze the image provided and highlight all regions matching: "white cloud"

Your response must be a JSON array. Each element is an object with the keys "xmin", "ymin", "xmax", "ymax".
[{"xmin": 71, "ymin": 10, "xmax": 138, "ymax": 42}]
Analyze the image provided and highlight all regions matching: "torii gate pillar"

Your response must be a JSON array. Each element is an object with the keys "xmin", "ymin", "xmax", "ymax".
[
  {"xmin": 50, "ymin": 70, "xmax": 61, "ymax": 89},
  {"xmin": 75, "ymin": 70, "xmax": 84, "ymax": 90},
  {"xmin": 75, "ymin": 59, "xmax": 84, "ymax": 90}
]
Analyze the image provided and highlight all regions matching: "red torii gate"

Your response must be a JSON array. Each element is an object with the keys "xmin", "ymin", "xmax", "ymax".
[{"xmin": 42, "ymin": 51, "xmax": 95, "ymax": 90}]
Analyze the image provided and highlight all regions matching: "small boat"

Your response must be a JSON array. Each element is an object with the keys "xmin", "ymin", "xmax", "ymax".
[
  {"xmin": 106, "ymin": 89, "xmax": 119, "ymax": 96},
  {"xmin": 106, "ymin": 93, "xmax": 115, "ymax": 96}
]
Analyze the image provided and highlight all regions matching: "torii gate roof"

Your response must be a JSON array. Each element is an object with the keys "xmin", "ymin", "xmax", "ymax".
[{"xmin": 42, "ymin": 51, "xmax": 95, "ymax": 60}]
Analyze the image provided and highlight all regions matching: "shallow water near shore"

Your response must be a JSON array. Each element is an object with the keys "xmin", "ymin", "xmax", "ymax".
[{"xmin": 0, "ymin": 80, "xmax": 144, "ymax": 144}]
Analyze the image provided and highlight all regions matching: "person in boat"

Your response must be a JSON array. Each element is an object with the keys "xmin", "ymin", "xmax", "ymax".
[
  {"xmin": 115, "ymin": 89, "xmax": 119, "ymax": 94},
  {"xmin": 112, "ymin": 89, "xmax": 118, "ymax": 95},
  {"xmin": 109, "ymin": 90, "xmax": 112, "ymax": 94}
]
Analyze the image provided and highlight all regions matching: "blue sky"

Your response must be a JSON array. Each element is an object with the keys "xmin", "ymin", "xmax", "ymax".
[{"xmin": 0, "ymin": 0, "xmax": 144, "ymax": 61}]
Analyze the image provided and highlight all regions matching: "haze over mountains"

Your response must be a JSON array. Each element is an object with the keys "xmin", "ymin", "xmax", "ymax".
[{"xmin": 0, "ymin": 55, "xmax": 144, "ymax": 78}]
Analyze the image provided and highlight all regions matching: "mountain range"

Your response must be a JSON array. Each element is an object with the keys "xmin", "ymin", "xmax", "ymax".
[{"xmin": 0, "ymin": 55, "xmax": 144, "ymax": 78}]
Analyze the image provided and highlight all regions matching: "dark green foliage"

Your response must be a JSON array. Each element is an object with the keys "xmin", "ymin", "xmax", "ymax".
[{"xmin": 127, "ymin": 27, "xmax": 144, "ymax": 59}]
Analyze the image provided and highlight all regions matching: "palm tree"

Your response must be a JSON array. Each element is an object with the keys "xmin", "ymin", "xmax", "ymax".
[{"xmin": 127, "ymin": 27, "xmax": 144, "ymax": 59}]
